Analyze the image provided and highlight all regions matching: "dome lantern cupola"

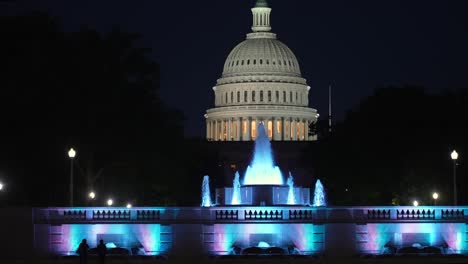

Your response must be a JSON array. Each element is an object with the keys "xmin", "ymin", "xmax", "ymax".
[{"xmin": 252, "ymin": 0, "xmax": 271, "ymax": 32}]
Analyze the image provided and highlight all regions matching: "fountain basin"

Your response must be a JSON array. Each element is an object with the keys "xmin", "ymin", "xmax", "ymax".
[{"xmin": 216, "ymin": 185, "xmax": 310, "ymax": 206}]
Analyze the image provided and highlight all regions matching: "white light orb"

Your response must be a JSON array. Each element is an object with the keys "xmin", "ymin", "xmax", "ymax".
[
  {"xmin": 451, "ymin": 150, "xmax": 459, "ymax": 160},
  {"xmin": 432, "ymin": 192, "xmax": 439, "ymax": 200},
  {"xmin": 126, "ymin": 203, "xmax": 132, "ymax": 209},
  {"xmin": 0, "ymin": 183, "xmax": 3, "ymax": 190},
  {"xmin": 107, "ymin": 199, "xmax": 113, "ymax": 206},
  {"xmin": 68, "ymin": 148, "xmax": 76, "ymax": 158},
  {"xmin": 88, "ymin": 192, "xmax": 96, "ymax": 199},
  {"xmin": 413, "ymin": 200, "xmax": 419, "ymax": 207}
]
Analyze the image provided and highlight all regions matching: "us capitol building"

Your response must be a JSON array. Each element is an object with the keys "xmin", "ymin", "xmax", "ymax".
[{"xmin": 205, "ymin": 0, "xmax": 319, "ymax": 142}]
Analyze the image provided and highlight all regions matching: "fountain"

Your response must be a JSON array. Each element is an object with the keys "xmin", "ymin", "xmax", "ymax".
[
  {"xmin": 214, "ymin": 124, "xmax": 311, "ymax": 206},
  {"xmin": 243, "ymin": 124, "xmax": 283, "ymax": 185},
  {"xmin": 231, "ymin": 171, "xmax": 242, "ymax": 205},
  {"xmin": 313, "ymin": 179, "xmax": 326, "ymax": 207},
  {"xmin": 287, "ymin": 172, "xmax": 296, "ymax": 205},
  {"xmin": 201, "ymin": 175, "xmax": 212, "ymax": 207}
]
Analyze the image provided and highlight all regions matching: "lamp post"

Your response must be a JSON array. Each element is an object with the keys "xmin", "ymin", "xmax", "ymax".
[
  {"xmin": 432, "ymin": 192, "xmax": 439, "ymax": 206},
  {"xmin": 451, "ymin": 150, "xmax": 459, "ymax": 206},
  {"xmin": 68, "ymin": 148, "xmax": 76, "ymax": 207}
]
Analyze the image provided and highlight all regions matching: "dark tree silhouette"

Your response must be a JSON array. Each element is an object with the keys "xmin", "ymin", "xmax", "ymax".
[
  {"xmin": 304, "ymin": 86, "xmax": 468, "ymax": 206},
  {"xmin": 0, "ymin": 14, "xmax": 185, "ymax": 206}
]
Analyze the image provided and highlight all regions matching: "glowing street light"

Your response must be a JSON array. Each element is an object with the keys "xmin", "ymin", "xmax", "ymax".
[
  {"xmin": 68, "ymin": 148, "xmax": 76, "ymax": 207},
  {"xmin": 0, "ymin": 182, "xmax": 3, "ymax": 191},
  {"xmin": 107, "ymin": 199, "xmax": 113, "ymax": 206},
  {"xmin": 451, "ymin": 150, "xmax": 459, "ymax": 206},
  {"xmin": 413, "ymin": 200, "xmax": 419, "ymax": 207},
  {"xmin": 432, "ymin": 192, "xmax": 439, "ymax": 206},
  {"xmin": 88, "ymin": 191, "xmax": 96, "ymax": 199},
  {"xmin": 68, "ymin": 148, "xmax": 76, "ymax": 159},
  {"xmin": 126, "ymin": 203, "xmax": 132, "ymax": 209}
]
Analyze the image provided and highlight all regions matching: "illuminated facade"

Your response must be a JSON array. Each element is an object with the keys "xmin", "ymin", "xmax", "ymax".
[
  {"xmin": 205, "ymin": 0, "xmax": 318, "ymax": 142},
  {"xmin": 33, "ymin": 206, "xmax": 468, "ymax": 256}
]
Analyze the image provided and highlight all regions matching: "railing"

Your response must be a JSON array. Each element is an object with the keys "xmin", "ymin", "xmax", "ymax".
[
  {"xmin": 92, "ymin": 210, "xmax": 131, "ymax": 220},
  {"xmin": 397, "ymin": 209, "xmax": 435, "ymax": 220},
  {"xmin": 367, "ymin": 209, "xmax": 391, "ymax": 220},
  {"xmin": 33, "ymin": 207, "xmax": 468, "ymax": 224},
  {"xmin": 215, "ymin": 210, "xmax": 239, "ymax": 220},
  {"xmin": 136, "ymin": 210, "xmax": 160, "ymax": 221},
  {"xmin": 244, "ymin": 210, "xmax": 283, "ymax": 220},
  {"xmin": 441, "ymin": 209, "xmax": 464, "ymax": 219},
  {"xmin": 289, "ymin": 210, "xmax": 313, "ymax": 220},
  {"xmin": 63, "ymin": 210, "xmax": 86, "ymax": 221}
]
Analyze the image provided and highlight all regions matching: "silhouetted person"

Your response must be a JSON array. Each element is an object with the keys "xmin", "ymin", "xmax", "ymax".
[
  {"xmin": 77, "ymin": 239, "xmax": 89, "ymax": 264},
  {"xmin": 97, "ymin": 239, "xmax": 107, "ymax": 264}
]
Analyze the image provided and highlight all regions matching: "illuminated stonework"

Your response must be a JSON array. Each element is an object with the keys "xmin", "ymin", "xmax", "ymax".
[{"xmin": 205, "ymin": 0, "xmax": 318, "ymax": 142}]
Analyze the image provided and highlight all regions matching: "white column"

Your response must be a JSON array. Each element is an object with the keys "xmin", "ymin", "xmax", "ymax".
[
  {"xmin": 305, "ymin": 120, "xmax": 310, "ymax": 141},
  {"xmin": 265, "ymin": 118, "xmax": 270, "ymax": 140},
  {"xmin": 283, "ymin": 118, "xmax": 288, "ymax": 141},
  {"xmin": 212, "ymin": 121, "xmax": 216, "ymax": 140},
  {"xmin": 272, "ymin": 117, "xmax": 277, "ymax": 141},
  {"xmin": 246, "ymin": 117, "xmax": 251, "ymax": 141},
  {"xmin": 221, "ymin": 119, "xmax": 225, "ymax": 141},
  {"xmin": 206, "ymin": 121, "xmax": 210, "ymax": 140},
  {"xmin": 236, "ymin": 118, "xmax": 241, "ymax": 141},
  {"xmin": 228, "ymin": 118, "xmax": 232, "ymax": 141},
  {"xmin": 298, "ymin": 119, "xmax": 304, "ymax": 141},
  {"xmin": 255, "ymin": 118, "xmax": 260, "ymax": 139},
  {"xmin": 292, "ymin": 118, "xmax": 297, "ymax": 141},
  {"xmin": 214, "ymin": 120, "xmax": 219, "ymax": 141}
]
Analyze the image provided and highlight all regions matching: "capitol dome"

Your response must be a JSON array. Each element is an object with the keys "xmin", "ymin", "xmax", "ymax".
[
  {"xmin": 205, "ymin": 0, "xmax": 318, "ymax": 142},
  {"xmin": 222, "ymin": 35, "xmax": 302, "ymax": 78}
]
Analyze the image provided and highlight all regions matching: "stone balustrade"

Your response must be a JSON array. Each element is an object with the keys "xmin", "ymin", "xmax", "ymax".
[{"xmin": 33, "ymin": 206, "xmax": 468, "ymax": 224}]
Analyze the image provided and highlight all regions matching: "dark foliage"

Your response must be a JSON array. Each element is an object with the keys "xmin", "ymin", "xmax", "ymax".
[
  {"xmin": 305, "ymin": 86, "xmax": 468, "ymax": 205},
  {"xmin": 0, "ymin": 14, "xmax": 187, "ymax": 206}
]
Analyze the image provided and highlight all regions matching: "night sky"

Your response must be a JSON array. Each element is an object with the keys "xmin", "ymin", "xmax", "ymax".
[{"xmin": 3, "ymin": 0, "xmax": 468, "ymax": 137}]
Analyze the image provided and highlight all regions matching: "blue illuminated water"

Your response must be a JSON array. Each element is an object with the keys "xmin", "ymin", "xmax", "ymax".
[
  {"xmin": 231, "ymin": 171, "xmax": 242, "ymax": 205},
  {"xmin": 243, "ymin": 124, "xmax": 284, "ymax": 185},
  {"xmin": 257, "ymin": 241, "xmax": 271, "ymax": 248},
  {"xmin": 201, "ymin": 175, "xmax": 212, "ymax": 207},
  {"xmin": 313, "ymin": 179, "xmax": 326, "ymax": 207},
  {"xmin": 287, "ymin": 172, "xmax": 296, "ymax": 205}
]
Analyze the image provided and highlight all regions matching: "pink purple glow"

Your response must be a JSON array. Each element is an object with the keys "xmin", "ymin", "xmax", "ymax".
[{"xmin": 362, "ymin": 223, "xmax": 466, "ymax": 254}]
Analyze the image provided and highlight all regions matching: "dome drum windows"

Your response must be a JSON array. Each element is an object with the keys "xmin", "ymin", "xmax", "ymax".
[
  {"xmin": 260, "ymin": 91, "xmax": 264, "ymax": 102},
  {"xmin": 268, "ymin": 91, "xmax": 271, "ymax": 102}
]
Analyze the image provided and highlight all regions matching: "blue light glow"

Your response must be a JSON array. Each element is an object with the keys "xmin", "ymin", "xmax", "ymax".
[
  {"xmin": 312, "ymin": 179, "xmax": 326, "ymax": 206},
  {"xmin": 287, "ymin": 173, "xmax": 296, "ymax": 205},
  {"xmin": 231, "ymin": 172, "xmax": 242, "ymax": 205},
  {"xmin": 201, "ymin": 175, "xmax": 212, "ymax": 207},
  {"xmin": 243, "ymin": 124, "xmax": 283, "ymax": 185},
  {"xmin": 60, "ymin": 224, "xmax": 164, "ymax": 256}
]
